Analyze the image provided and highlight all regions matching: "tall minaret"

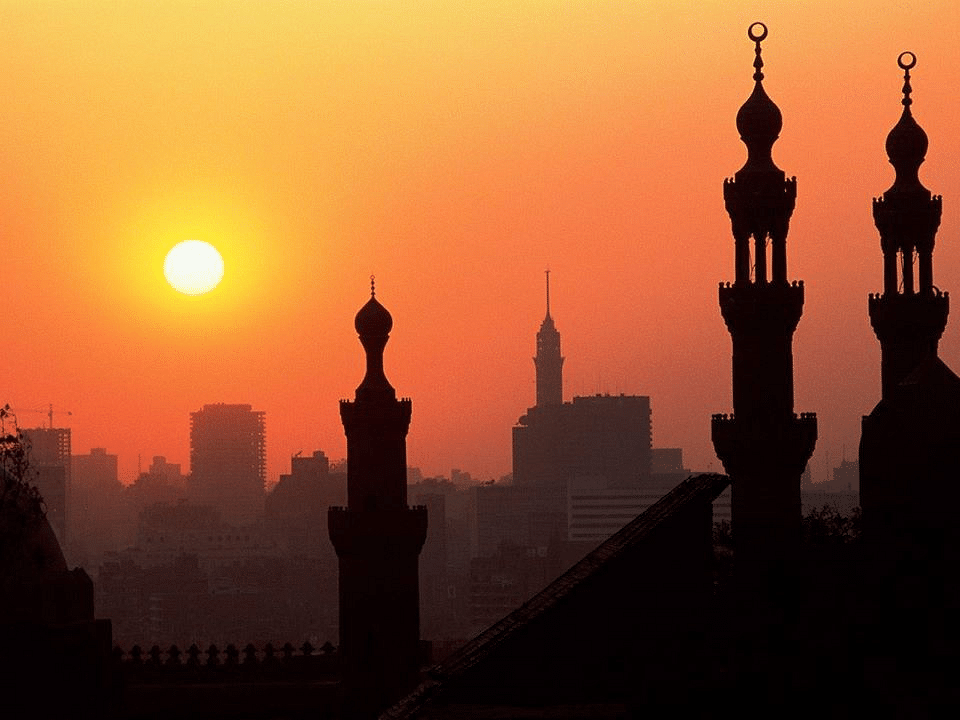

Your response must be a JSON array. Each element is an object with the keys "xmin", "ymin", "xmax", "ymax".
[
  {"xmin": 328, "ymin": 278, "xmax": 428, "ymax": 717},
  {"xmin": 860, "ymin": 54, "xmax": 957, "ymax": 555},
  {"xmin": 711, "ymin": 24, "xmax": 817, "ymax": 574},
  {"xmin": 534, "ymin": 270, "xmax": 564, "ymax": 407},
  {"xmin": 869, "ymin": 52, "xmax": 947, "ymax": 400}
]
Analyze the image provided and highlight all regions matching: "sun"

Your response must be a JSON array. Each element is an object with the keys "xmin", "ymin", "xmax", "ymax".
[{"xmin": 163, "ymin": 240, "xmax": 225, "ymax": 295}]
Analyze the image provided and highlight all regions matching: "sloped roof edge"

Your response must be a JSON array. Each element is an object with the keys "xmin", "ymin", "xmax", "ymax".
[{"xmin": 381, "ymin": 472, "xmax": 730, "ymax": 720}]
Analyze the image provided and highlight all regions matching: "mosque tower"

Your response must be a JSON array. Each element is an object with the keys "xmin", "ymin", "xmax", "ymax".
[
  {"xmin": 534, "ymin": 270, "xmax": 564, "ymax": 407},
  {"xmin": 860, "ymin": 55, "xmax": 960, "ymax": 570},
  {"xmin": 711, "ymin": 24, "xmax": 817, "ymax": 574},
  {"xmin": 328, "ymin": 279, "xmax": 428, "ymax": 717},
  {"xmin": 868, "ymin": 52, "xmax": 948, "ymax": 400}
]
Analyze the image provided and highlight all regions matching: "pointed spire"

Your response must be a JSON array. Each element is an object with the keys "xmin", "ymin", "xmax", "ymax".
[
  {"xmin": 885, "ymin": 52, "xmax": 929, "ymax": 196},
  {"xmin": 735, "ymin": 22, "xmax": 783, "ymax": 177},
  {"xmin": 534, "ymin": 271, "xmax": 563, "ymax": 407},
  {"xmin": 545, "ymin": 269, "xmax": 551, "ymax": 319},
  {"xmin": 540, "ymin": 269, "xmax": 557, "ymax": 331}
]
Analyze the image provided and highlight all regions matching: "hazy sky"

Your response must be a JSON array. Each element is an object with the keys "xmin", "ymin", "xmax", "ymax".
[{"xmin": 3, "ymin": 2, "xmax": 959, "ymax": 485}]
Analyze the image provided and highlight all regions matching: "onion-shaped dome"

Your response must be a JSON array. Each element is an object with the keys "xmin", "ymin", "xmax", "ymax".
[
  {"xmin": 735, "ymin": 22, "xmax": 783, "ymax": 176},
  {"xmin": 355, "ymin": 277, "xmax": 393, "ymax": 339},
  {"xmin": 353, "ymin": 277, "xmax": 396, "ymax": 400},
  {"xmin": 737, "ymin": 82, "xmax": 782, "ymax": 152},
  {"xmin": 355, "ymin": 295, "xmax": 393, "ymax": 339},
  {"xmin": 885, "ymin": 52, "xmax": 928, "ymax": 195}
]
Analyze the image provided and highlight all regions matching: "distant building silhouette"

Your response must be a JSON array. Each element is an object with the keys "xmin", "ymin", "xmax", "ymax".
[
  {"xmin": 190, "ymin": 403, "xmax": 266, "ymax": 525},
  {"xmin": 515, "ymin": 393, "xmax": 653, "ymax": 492},
  {"xmin": 21, "ymin": 426, "xmax": 71, "ymax": 545},
  {"xmin": 859, "ymin": 54, "xmax": 960, "ymax": 594},
  {"xmin": 831, "ymin": 457, "xmax": 859, "ymax": 492},
  {"xmin": 266, "ymin": 449, "xmax": 346, "ymax": 557},
  {"xmin": 711, "ymin": 23, "xmax": 817, "ymax": 577},
  {"xmin": 329, "ymin": 281, "xmax": 427, "ymax": 717},
  {"xmin": 533, "ymin": 269, "xmax": 563, "ymax": 408},
  {"xmin": 70, "ymin": 446, "xmax": 123, "ymax": 567},
  {"xmin": 503, "ymin": 276, "xmax": 655, "ymax": 552}
]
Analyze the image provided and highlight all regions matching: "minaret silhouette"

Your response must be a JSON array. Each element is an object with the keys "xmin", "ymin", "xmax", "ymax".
[
  {"xmin": 868, "ymin": 52, "xmax": 947, "ymax": 400},
  {"xmin": 534, "ymin": 270, "xmax": 564, "ymax": 407},
  {"xmin": 711, "ymin": 24, "xmax": 817, "ymax": 576},
  {"xmin": 328, "ymin": 278, "xmax": 427, "ymax": 717},
  {"xmin": 860, "ymin": 55, "xmax": 960, "ymax": 569}
]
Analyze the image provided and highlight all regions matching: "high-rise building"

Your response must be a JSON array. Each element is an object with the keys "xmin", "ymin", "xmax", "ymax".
[
  {"xmin": 710, "ymin": 24, "xmax": 817, "ymax": 578},
  {"xmin": 506, "ymin": 276, "xmax": 654, "ymax": 550},
  {"xmin": 70, "ymin": 447, "xmax": 122, "ymax": 565},
  {"xmin": 328, "ymin": 283, "xmax": 427, "ymax": 717},
  {"xmin": 514, "ymin": 394, "xmax": 653, "ymax": 491},
  {"xmin": 21, "ymin": 426, "xmax": 71, "ymax": 545},
  {"xmin": 189, "ymin": 403, "xmax": 266, "ymax": 525},
  {"xmin": 568, "ymin": 448, "xmax": 695, "ymax": 544},
  {"xmin": 266, "ymin": 449, "xmax": 346, "ymax": 558}
]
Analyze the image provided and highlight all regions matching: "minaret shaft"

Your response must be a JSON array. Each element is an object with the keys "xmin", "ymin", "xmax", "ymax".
[{"xmin": 711, "ymin": 24, "xmax": 817, "ymax": 575}]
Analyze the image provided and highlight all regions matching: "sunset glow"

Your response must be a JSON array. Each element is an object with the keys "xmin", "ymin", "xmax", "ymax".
[{"xmin": 2, "ymin": 2, "xmax": 959, "ymax": 487}]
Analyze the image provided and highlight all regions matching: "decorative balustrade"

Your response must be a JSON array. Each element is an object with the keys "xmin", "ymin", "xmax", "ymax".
[{"xmin": 113, "ymin": 640, "xmax": 339, "ymax": 684}]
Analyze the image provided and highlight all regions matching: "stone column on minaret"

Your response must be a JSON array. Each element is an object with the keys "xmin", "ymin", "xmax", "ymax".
[
  {"xmin": 710, "ymin": 23, "xmax": 817, "ymax": 577},
  {"xmin": 328, "ymin": 279, "xmax": 428, "ymax": 717}
]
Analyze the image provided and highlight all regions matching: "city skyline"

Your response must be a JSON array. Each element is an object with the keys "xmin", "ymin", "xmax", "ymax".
[{"xmin": 3, "ymin": 3, "xmax": 959, "ymax": 485}]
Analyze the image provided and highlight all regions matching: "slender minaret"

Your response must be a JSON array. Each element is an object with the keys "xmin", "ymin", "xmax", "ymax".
[
  {"xmin": 328, "ymin": 278, "xmax": 427, "ymax": 717},
  {"xmin": 711, "ymin": 24, "xmax": 817, "ymax": 575},
  {"xmin": 861, "ymin": 54, "xmax": 957, "ymax": 556},
  {"xmin": 869, "ymin": 52, "xmax": 947, "ymax": 400},
  {"xmin": 534, "ymin": 270, "xmax": 564, "ymax": 407}
]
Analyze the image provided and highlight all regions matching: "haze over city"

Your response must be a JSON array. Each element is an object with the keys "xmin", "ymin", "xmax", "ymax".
[{"xmin": 4, "ymin": 2, "xmax": 959, "ymax": 485}]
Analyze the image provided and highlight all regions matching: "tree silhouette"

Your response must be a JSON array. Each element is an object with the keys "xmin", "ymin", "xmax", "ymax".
[{"xmin": 0, "ymin": 404, "xmax": 46, "ymax": 571}]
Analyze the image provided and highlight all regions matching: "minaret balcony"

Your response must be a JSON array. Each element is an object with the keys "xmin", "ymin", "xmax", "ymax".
[
  {"xmin": 328, "ymin": 505, "xmax": 428, "ymax": 557},
  {"xmin": 711, "ymin": 412, "xmax": 817, "ymax": 478},
  {"xmin": 718, "ymin": 280, "xmax": 805, "ymax": 335},
  {"xmin": 340, "ymin": 397, "xmax": 412, "ymax": 435},
  {"xmin": 868, "ymin": 291, "xmax": 949, "ymax": 344}
]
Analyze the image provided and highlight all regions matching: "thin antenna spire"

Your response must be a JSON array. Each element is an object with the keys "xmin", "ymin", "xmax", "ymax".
[{"xmin": 545, "ymin": 269, "xmax": 551, "ymax": 318}]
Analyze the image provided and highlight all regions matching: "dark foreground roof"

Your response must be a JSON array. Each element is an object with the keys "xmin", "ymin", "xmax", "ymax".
[{"xmin": 382, "ymin": 473, "xmax": 730, "ymax": 720}]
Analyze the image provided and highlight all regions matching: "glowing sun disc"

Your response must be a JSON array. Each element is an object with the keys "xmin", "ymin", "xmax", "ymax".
[{"xmin": 164, "ymin": 240, "xmax": 224, "ymax": 295}]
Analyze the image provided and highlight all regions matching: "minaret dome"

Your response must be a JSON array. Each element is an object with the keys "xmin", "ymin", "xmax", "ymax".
[
  {"xmin": 884, "ymin": 52, "xmax": 929, "ymax": 196},
  {"xmin": 735, "ymin": 22, "xmax": 784, "ymax": 177},
  {"xmin": 354, "ymin": 276, "xmax": 397, "ymax": 401}
]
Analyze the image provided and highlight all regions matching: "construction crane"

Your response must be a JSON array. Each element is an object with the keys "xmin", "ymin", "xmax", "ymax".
[{"xmin": 11, "ymin": 403, "xmax": 73, "ymax": 429}]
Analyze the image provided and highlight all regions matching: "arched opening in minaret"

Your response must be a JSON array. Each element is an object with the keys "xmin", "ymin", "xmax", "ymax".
[
  {"xmin": 899, "ymin": 247, "xmax": 916, "ymax": 295},
  {"xmin": 741, "ymin": 231, "xmax": 787, "ymax": 286},
  {"xmin": 890, "ymin": 246, "xmax": 932, "ymax": 296},
  {"xmin": 752, "ymin": 234, "xmax": 768, "ymax": 284}
]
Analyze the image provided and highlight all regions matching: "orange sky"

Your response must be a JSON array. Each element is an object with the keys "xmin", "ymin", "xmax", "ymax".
[{"xmin": 3, "ymin": 2, "xmax": 959, "ymax": 485}]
